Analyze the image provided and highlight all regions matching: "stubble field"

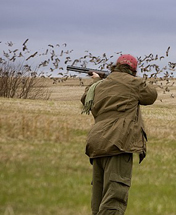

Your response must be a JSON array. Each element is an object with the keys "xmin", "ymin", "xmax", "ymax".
[{"xmin": 0, "ymin": 78, "xmax": 176, "ymax": 215}]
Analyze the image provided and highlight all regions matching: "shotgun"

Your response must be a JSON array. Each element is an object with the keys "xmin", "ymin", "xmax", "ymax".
[{"xmin": 67, "ymin": 65, "xmax": 110, "ymax": 78}]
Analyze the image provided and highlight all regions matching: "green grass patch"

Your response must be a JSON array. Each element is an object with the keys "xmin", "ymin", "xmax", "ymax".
[
  {"xmin": 0, "ymin": 139, "xmax": 92, "ymax": 215},
  {"xmin": 126, "ymin": 138, "xmax": 176, "ymax": 215},
  {"xmin": 0, "ymin": 137, "xmax": 175, "ymax": 215}
]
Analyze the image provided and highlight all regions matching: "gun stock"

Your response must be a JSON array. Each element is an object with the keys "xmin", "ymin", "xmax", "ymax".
[{"xmin": 67, "ymin": 65, "xmax": 110, "ymax": 78}]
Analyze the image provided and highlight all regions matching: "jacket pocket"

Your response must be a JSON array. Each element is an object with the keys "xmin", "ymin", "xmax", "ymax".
[{"xmin": 87, "ymin": 119, "xmax": 117, "ymax": 148}]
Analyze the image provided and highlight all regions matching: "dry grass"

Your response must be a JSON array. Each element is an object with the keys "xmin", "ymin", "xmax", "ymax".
[
  {"xmin": 0, "ymin": 78, "xmax": 176, "ymax": 215},
  {"xmin": 142, "ymin": 84, "xmax": 176, "ymax": 140},
  {"xmin": 1, "ymin": 78, "xmax": 175, "ymax": 143}
]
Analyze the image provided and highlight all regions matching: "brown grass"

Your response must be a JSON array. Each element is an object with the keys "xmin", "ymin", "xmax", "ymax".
[{"xmin": 1, "ymin": 78, "xmax": 175, "ymax": 143}]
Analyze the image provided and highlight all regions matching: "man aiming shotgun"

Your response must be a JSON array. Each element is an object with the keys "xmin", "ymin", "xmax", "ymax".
[{"xmin": 80, "ymin": 54, "xmax": 158, "ymax": 215}]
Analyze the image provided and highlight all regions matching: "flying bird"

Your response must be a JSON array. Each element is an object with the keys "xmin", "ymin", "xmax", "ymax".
[
  {"xmin": 58, "ymin": 72, "xmax": 63, "ymax": 76},
  {"xmin": 23, "ymin": 39, "xmax": 29, "ymax": 46},
  {"xmin": 18, "ymin": 52, "xmax": 23, "ymax": 57},
  {"xmin": 50, "ymin": 68, "xmax": 54, "ymax": 72},
  {"xmin": 166, "ymin": 46, "xmax": 170, "ymax": 57},
  {"xmin": 26, "ymin": 52, "xmax": 38, "ymax": 60},
  {"xmin": 38, "ymin": 59, "xmax": 50, "ymax": 67},
  {"xmin": 48, "ymin": 44, "xmax": 54, "ymax": 48},
  {"xmin": 23, "ymin": 64, "xmax": 31, "ymax": 71},
  {"xmin": 60, "ymin": 50, "xmax": 63, "ymax": 56},
  {"xmin": 22, "ymin": 39, "xmax": 29, "ymax": 51},
  {"xmin": 160, "ymin": 56, "xmax": 164, "ymax": 60},
  {"xmin": 71, "ymin": 59, "xmax": 80, "ymax": 66},
  {"xmin": 6, "ymin": 41, "xmax": 13, "ymax": 47},
  {"xmin": 3, "ymin": 51, "xmax": 9, "ymax": 58},
  {"xmin": 10, "ymin": 55, "xmax": 16, "ymax": 62}
]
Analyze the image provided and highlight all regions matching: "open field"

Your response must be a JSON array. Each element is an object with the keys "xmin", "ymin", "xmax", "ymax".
[{"xmin": 0, "ymin": 78, "xmax": 176, "ymax": 215}]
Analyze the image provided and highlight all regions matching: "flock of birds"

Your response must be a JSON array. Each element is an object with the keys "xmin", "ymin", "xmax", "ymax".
[{"xmin": 0, "ymin": 39, "xmax": 175, "ymax": 97}]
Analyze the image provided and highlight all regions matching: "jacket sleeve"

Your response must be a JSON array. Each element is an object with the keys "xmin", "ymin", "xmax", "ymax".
[
  {"xmin": 80, "ymin": 77, "xmax": 101, "ymax": 105},
  {"xmin": 138, "ymin": 79, "xmax": 158, "ymax": 105}
]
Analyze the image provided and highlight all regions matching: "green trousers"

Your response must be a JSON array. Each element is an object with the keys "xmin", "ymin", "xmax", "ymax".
[{"xmin": 91, "ymin": 153, "xmax": 133, "ymax": 215}]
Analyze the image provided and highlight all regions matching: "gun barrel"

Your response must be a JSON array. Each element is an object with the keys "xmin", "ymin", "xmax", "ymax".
[{"xmin": 67, "ymin": 65, "xmax": 110, "ymax": 77}]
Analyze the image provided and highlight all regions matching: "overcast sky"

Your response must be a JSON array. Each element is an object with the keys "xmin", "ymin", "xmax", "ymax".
[{"xmin": 0, "ymin": 0, "xmax": 176, "ymax": 74}]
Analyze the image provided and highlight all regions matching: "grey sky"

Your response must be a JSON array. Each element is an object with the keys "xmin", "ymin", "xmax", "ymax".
[{"xmin": 0, "ymin": 0, "xmax": 176, "ymax": 72}]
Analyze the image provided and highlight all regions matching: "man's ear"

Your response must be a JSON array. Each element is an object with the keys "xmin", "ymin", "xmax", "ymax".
[{"xmin": 132, "ymin": 71, "xmax": 137, "ymax": 76}]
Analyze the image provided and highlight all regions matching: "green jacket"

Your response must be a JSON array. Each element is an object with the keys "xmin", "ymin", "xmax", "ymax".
[{"xmin": 81, "ymin": 71, "xmax": 158, "ymax": 163}]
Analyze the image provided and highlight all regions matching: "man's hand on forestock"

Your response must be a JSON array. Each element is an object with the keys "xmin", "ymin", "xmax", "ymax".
[
  {"xmin": 91, "ymin": 72, "xmax": 100, "ymax": 78},
  {"xmin": 88, "ymin": 71, "xmax": 105, "ymax": 79}
]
